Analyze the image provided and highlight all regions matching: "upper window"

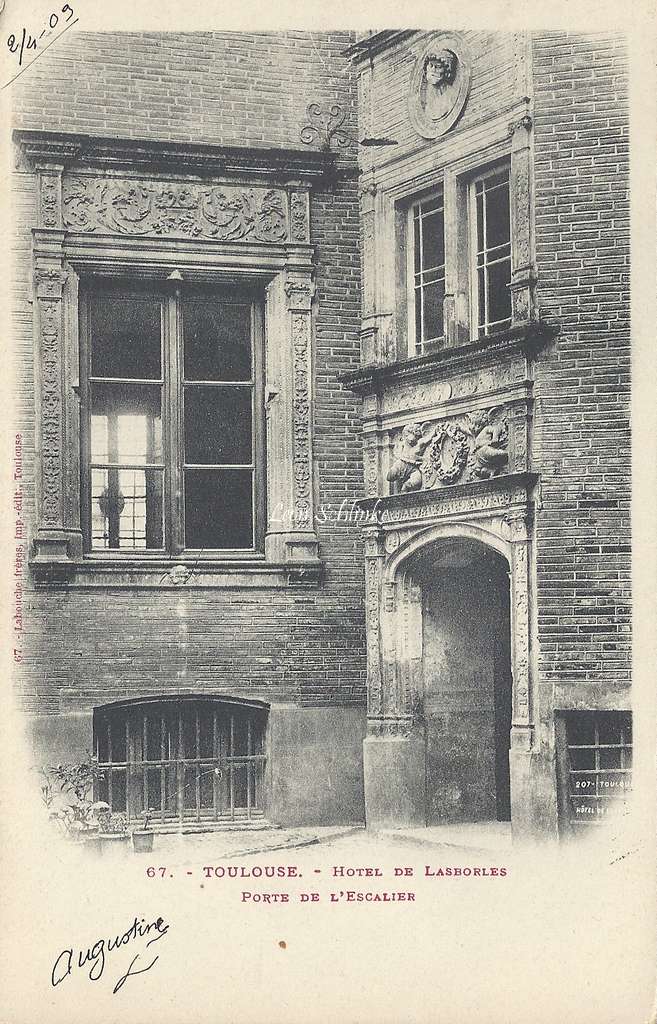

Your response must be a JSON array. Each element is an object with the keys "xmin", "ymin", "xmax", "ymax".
[
  {"xmin": 407, "ymin": 161, "xmax": 512, "ymax": 357},
  {"xmin": 409, "ymin": 189, "xmax": 446, "ymax": 356},
  {"xmin": 80, "ymin": 283, "xmax": 265, "ymax": 556},
  {"xmin": 471, "ymin": 166, "xmax": 512, "ymax": 339}
]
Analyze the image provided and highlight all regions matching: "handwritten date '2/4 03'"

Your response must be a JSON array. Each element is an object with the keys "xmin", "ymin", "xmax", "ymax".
[{"xmin": 7, "ymin": 4, "xmax": 75, "ymax": 69}]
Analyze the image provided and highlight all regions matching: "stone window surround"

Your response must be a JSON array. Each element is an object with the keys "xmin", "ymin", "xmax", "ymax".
[
  {"xmin": 359, "ymin": 105, "xmax": 535, "ymax": 366},
  {"xmin": 16, "ymin": 129, "xmax": 336, "ymax": 588}
]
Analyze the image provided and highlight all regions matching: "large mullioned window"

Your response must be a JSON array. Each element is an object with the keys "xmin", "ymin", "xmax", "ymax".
[
  {"xmin": 407, "ymin": 161, "xmax": 512, "ymax": 356},
  {"xmin": 80, "ymin": 283, "xmax": 265, "ymax": 556}
]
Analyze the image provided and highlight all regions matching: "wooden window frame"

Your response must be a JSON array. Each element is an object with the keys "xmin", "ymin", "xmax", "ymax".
[
  {"xmin": 406, "ymin": 188, "xmax": 447, "ymax": 357},
  {"xmin": 467, "ymin": 162, "xmax": 512, "ymax": 340},
  {"xmin": 79, "ymin": 279, "xmax": 266, "ymax": 560}
]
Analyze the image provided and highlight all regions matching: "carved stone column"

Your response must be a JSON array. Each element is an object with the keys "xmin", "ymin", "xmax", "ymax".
[
  {"xmin": 359, "ymin": 178, "xmax": 380, "ymax": 364},
  {"xmin": 31, "ymin": 155, "xmax": 84, "ymax": 573},
  {"xmin": 509, "ymin": 114, "xmax": 537, "ymax": 324},
  {"xmin": 364, "ymin": 530, "xmax": 384, "ymax": 721},
  {"xmin": 264, "ymin": 269, "xmax": 321, "ymax": 578},
  {"xmin": 507, "ymin": 510, "xmax": 536, "ymax": 834}
]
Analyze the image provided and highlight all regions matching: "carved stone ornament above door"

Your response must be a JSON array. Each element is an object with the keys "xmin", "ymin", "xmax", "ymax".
[{"xmin": 408, "ymin": 34, "xmax": 472, "ymax": 140}]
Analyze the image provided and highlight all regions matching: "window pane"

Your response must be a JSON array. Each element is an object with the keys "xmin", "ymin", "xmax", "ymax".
[
  {"xmin": 423, "ymin": 281, "xmax": 445, "ymax": 343},
  {"xmin": 91, "ymin": 383, "xmax": 162, "ymax": 464},
  {"xmin": 91, "ymin": 467, "xmax": 164, "ymax": 550},
  {"xmin": 568, "ymin": 716, "xmax": 596, "ymax": 746},
  {"xmin": 599, "ymin": 748, "xmax": 622, "ymax": 770},
  {"xmin": 422, "ymin": 210, "xmax": 445, "ymax": 272},
  {"xmin": 183, "ymin": 296, "xmax": 252, "ymax": 381},
  {"xmin": 487, "ymin": 259, "xmax": 512, "ymax": 326},
  {"xmin": 184, "ymin": 385, "xmax": 252, "ymax": 465},
  {"xmin": 570, "ymin": 747, "xmax": 595, "ymax": 771},
  {"xmin": 484, "ymin": 177, "xmax": 510, "ymax": 250},
  {"xmin": 597, "ymin": 716, "xmax": 622, "ymax": 745},
  {"xmin": 90, "ymin": 295, "xmax": 161, "ymax": 380},
  {"xmin": 185, "ymin": 468, "xmax": 253, "ymax": 549}
]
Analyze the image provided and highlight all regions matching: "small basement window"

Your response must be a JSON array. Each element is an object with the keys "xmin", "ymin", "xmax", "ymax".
[
  {"xmin": 94, "ymin": 696, "xmax": 268, "ymax": 827},
  {"xmin": 556, "ymin": 711, "xmax": 632, "ymax": 832}
]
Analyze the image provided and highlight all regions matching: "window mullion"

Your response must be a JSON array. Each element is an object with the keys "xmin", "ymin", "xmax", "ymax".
[{"xmin": 166, "ymin": 290, "xmax": 184, "ymax": 555}]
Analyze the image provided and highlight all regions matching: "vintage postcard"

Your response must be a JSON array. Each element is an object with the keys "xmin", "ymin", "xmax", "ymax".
[{"xmin": 1, "ymin": 1, "xmax": 655, "ymax": 1021}]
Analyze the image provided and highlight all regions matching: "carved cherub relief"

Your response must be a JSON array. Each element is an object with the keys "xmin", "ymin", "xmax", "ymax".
[{"xmin": 387, "ymin": 423, "xmax": 433, "ymax": 493}]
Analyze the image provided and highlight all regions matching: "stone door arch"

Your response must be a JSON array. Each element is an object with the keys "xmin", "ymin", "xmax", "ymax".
[{"xmin": 362, "ymin": 489, "xmax": 535, "ymax": 831}]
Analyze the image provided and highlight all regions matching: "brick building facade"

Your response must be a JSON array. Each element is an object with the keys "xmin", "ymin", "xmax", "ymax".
[
  {"xmin": 343, "ymin": 29, "xmax": 630, "ymax": 838},
  {"xmin": 11, "ymin": 30, "xmax": 631, "ymax": 839},
  {"xmin": 12, "ymin": 31, "xmax": 368, "ymax": 828}
]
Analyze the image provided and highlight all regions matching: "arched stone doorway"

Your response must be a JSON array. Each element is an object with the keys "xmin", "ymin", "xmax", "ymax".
[
  {"xmin": 409, "ymin": 539, "xmax": 512, "ymax": 824},
  {"xmin": 361, "ymin": 485, "xmax": 536, "ymax": 833}
]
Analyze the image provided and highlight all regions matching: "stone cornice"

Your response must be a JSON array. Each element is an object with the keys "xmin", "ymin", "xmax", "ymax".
[
  {"xmin": 341, "ymin": 322, "xmax": 558, "ymax": 394},
  {"xmin": 343, "ymin": 30, "xmax": 417, "ymax": 64},
  {"xmin": 14, "ymin": 129, "xmax": 344, "ymax": 184}
]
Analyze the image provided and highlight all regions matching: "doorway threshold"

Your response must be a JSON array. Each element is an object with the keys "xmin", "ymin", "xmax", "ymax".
[{"xmin": 376, "ymin": 821, "xmax": 513, "ymax": 854}]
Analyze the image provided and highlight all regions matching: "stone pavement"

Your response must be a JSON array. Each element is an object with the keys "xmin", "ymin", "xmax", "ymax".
[{"xmin": 97, "ymin": 821, "xmax": 518, "ymax": 865}]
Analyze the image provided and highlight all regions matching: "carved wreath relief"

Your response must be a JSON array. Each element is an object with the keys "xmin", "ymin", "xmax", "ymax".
[
  {"xmin": 386, "ymin": 407, "xmax": 509, "ymax": 493},
  {"xmin": 62, "ymin": 176, "xmax": 289, "ymax": 242},
  {"xmin": 408, "ymin": 35, "xmax": 472, "ymax": 140}
]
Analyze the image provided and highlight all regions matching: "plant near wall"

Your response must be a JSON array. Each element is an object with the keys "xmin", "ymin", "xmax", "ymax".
[{"xmin": 36, "ymin": 754, "xmax": 107, "ymax": 842}]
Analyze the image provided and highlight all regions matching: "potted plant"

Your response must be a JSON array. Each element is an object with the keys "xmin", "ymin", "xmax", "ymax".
[{"xmin": 131, "ymin": 810, "xmax": 155, "ymax": 853}]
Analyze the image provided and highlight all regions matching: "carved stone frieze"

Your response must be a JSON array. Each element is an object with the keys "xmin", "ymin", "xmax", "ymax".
[
  {"xmin": 380, "ymin": 359, "xmax": 529, "ymax": 419},
  {"xmin": 387, "ymin": 406, "xmax": 512, "ymax": 494},
  {"xmin": 379, "ymin": 487, "xmax": 520, "ymax": 524},
  {"xmin": 368, "ymin": 717, "xmax": 413, "ymax": 739},
  {"xmin": 62, "ymin": 176, "xmax": 289, "ymax": 242}
]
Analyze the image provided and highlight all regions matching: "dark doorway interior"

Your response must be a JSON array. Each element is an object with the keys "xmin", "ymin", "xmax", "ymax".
[{"xmin": 418, "ymin": 541, "xmax": 512, "ymax": 824}]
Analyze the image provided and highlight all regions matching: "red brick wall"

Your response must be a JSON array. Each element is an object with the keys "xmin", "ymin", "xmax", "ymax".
[
  {"xmin": 12, "ymin": 32, "xmax": 367, "ymax": 716},
  {"xmin": 531, "ymin": 32, "xmax": 631, "ymax": 698},
  {"xmin": 12, "ymin": 30, "xmax": 358, "ymax": 164}
]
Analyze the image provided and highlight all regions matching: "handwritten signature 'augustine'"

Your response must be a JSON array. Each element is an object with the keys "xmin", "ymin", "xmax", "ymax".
[{"xmin": 51, "ymin": 914, "xmax": 170, "ymax": 995}]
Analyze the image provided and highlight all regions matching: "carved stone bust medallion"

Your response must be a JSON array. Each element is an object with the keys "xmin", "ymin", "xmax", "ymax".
[{"xmin": 408, "ymin": 34, "xmax": 472, "ymax": 140}]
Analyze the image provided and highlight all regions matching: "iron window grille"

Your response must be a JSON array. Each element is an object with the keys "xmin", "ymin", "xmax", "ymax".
[
  {"xmin": 80, "ymin": 281, "xmax": 265, "ymax": 557},
  {"xmin": 94, "ymin": 697, "xmax": 267, "ymax": 826}
]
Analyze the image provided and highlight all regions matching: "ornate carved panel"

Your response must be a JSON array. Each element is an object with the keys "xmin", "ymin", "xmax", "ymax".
[
  {"xmin": 289, "ymin": 191, "xmax": 309, "ymax": 243},
  {"xmin": 386, "ymin": 404, "xmax": 529, "ymax": 494},
  {"xmin": 62, "ymin": 175, "xmax": 290, "ymax": 242}
]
